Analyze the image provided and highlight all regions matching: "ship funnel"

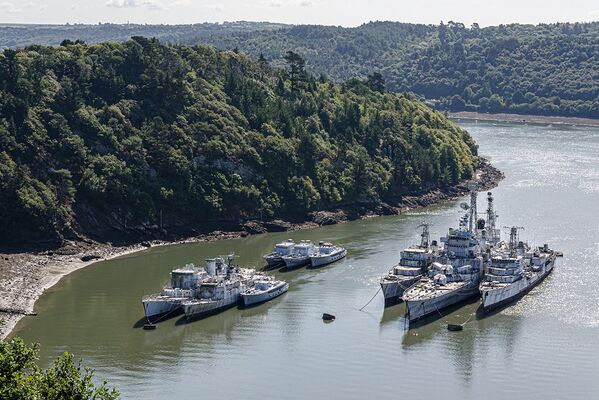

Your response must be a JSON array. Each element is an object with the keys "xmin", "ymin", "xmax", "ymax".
[{"xmin": 205, "ymin": 259, "xmax": 217, "ymax": 275}]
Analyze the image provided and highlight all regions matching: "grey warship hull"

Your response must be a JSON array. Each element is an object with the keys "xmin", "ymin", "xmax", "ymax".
[
  {"xmin": 482, "ymin": 257, "xmax": 555, "ymax": 312},
  {"xmin": 404, "ymin": 281, "xmax": 480, "ymax": 322},
  {"xmin": 381, "ymin": 275, "xmax": 422, "ymax": 307}
]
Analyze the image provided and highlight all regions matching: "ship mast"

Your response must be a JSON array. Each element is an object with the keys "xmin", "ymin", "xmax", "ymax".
[
  {"xmin": 486, "ymin": 192, "xmax": 499, "ymax": 244},
  {"xmin": 418, "ymin": 223, "xmax": 430, "ymax": 248},
  {"xmin": 505, "ymin": 226, "xmax": 524, "ymax": 257},
  {"xmin": 468, "ymin": 183, "xmax": 478, "ymax": 235}
]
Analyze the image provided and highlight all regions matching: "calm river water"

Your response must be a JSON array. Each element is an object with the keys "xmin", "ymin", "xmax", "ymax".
[{"xmin": 13, "ymin": 120, "xmax": 599, "ymax": 399}]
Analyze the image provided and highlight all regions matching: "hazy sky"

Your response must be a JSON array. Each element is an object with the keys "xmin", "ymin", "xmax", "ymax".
[{"xmin": 1, "ymin": 0, "xmax": 598, "ymax": 26}]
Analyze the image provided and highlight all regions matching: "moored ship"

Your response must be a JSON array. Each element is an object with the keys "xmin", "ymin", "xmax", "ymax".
[
  {"xmin": 241, "ymin": 276, "xmax": 289, "ymax": 306},
  {"xmin": 142, "ymin": 263, "xmax": 208, "ymax": 322},
  {"xmin": 403, "ymin": 188, "xmax": 485, "ymax": 323},
  {"xmin": 380, "ymin": 224, "xmax": 435, "ymax": 306},
  {"xmin": 282, "ymin": 240, "xmax": 317, "ymax": 269},
  {"xmin": 480, "ymin": 227, "xmax": 556, "ymax": 312},
  {"xmin": 263, "ymin": 239, "xmax": 295, "ymax": 268},
  {"xmin": 181, "ymin": 255, "xmax": 262, "ymax": 320},
  {"xmin": 310, "ymin": 242, "xmax": 347, "ymax": 267}
]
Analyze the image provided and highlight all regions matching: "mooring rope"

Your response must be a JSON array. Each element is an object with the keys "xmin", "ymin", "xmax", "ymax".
[{"xmin": 359, "ymin": 286, "xmax": 382, "ymax": 311}]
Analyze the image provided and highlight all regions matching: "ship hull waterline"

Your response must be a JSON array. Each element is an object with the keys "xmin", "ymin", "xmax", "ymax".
[
  {"xmin": 182, "ymin": 299, "xmax": 240, "ymax": 322},
  {"xmin": 309, "ymin": 249, "xmax": 347, "ymax": 268},
  {"xmin": 381, "ymin": 275, "xmax": 422, "ymax": 307},
  {"xmin": 241, "ymin": 283, "xmax": 289, "ymax": 307},
  {"xmin": 404, "ymin": 283, "xmax": 480, "ymax": 324},
  {"xmin": 482, "ymin": 262, "xmax": 555, "ymax": 313}
]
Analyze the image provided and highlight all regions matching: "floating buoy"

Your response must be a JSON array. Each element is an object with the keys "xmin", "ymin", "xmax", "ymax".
[
  {"xmin": 322, "ymin": 313, "xmax": 336, "ymax": 321},
  {"xmin": 447, "ymin": 324, "xmax": 463, "ymax": 332},
  {"xmin": 143, "ymin": 323, "xmax": 157, "ymax": 330}
]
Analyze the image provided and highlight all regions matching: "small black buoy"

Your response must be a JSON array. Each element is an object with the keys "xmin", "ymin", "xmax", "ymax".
[
  {"xmin": 143, "ymin": 323, "xmax": 157, "ymax": 330},
  {"xmin": 322, "ymin": 313, "xmax": 336, "ymax": 321},
  {"xmin": 447, "ymin": 324, "xmax": 463, "ymax": 332}
]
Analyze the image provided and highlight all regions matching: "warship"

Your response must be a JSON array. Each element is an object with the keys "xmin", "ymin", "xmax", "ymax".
[
  {"xmin": 181, "ymin": 256, "xmax": 261, "ymax": 320},
  {"xmin": 263, "ymin": 239, "xmax": 296, "ymax": 268},
  {"xmin": 403, "ymin": 187, "xmax": 485, "ymax": 323},
  {"xmin": 282, "ymin": 240, "xmax": 317, "ymax": 269},
  {"xmin": 480, "ymin": 226, "xmax": 556, "ymax": 312},
  {"xmin": 143, "ymin": 255, "xmax": 261, "ymax": 323},
  {"xmin": 142, "ymin": 262, "xmax": 209, "ymax": 322},
  {"xmin": 241, "ymin": 276, "xmax": 289, "ymax": 306},
  {"xmin": 310, "ymin": 242, "xmax": 347, "ymax": 267},
  {"xmin": 380, "ymin": 224, "xmax": 435, "ymax": 306}
]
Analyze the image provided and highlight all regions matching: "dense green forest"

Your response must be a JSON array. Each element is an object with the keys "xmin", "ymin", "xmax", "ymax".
[
  {"xmin": 3, "ymin": 21, "xmax": 597, "ymax": 118},
  {"xmin": 0, "ymin": 39, "xmax": 478, "ymax": 243},
  {"xmin": 194, "ymin": 21, "xmax": 599, "ymax": 118}
]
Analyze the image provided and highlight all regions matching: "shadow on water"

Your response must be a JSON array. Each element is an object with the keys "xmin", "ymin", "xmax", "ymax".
[
  {"xmin": 260, "ymin": 262, "xmax": 284, "ymax": 272},
  {"xmin": 132, "ymin": 309, "xmax": 184, "ymax": 328},
  {"xmin": 406, "ymin": 297, "xmax": 481, "ymax": 330},
  {"xmin": 380, "ymin": 303, "xmax": 407, "ymax": 327}
]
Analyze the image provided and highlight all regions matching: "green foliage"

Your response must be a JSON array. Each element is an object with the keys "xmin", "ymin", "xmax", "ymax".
[
  {"xmin": 0, "ymin": 337, "xmax": 119, "ymax": 399},
  {"xmin": 189, "ymin": 21, "xmax": 599, "ymax": 119},
  {"xmin": 0, "ymin": 39, "xmax": 478, "ymax": 242}
]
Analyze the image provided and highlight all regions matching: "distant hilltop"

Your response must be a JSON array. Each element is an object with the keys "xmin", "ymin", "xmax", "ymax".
[{"xmin": 2, "ymin": 21, "xmax": 598, "ymax": 119}]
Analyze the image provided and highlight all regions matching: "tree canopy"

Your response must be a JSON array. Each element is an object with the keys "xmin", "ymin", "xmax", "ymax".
[
  {"xmin": 0, "ymin": 337, "xmax": 119, "ymax": 399},
  {"xmin": 0, "ymin": 39, "xmax": 478, "ymax": 243}
]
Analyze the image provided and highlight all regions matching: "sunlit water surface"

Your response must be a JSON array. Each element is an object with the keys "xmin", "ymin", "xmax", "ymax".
[{"xmin": 13, "ymin": 120, "xmax": 599, "ymax": 399}]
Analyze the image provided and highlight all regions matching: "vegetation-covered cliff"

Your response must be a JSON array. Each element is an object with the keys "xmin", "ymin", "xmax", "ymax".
[{"xmin": 0, "ymin": 39, "xmax": 478, "ymax": 243}]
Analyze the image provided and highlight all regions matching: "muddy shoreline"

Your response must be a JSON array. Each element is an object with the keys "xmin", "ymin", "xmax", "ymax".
[
  {"xmin": 0, "ymin": 159, "xmax": 503, "ymax": 340},
  {"xmin": 449, "ymin": 111, "xmax": 599, "ymax": 127}
]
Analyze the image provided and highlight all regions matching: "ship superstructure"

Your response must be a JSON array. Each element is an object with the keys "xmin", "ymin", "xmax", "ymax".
[{"xmin": 380, "ymin": 224, "xmax": 435, "ymax": 306}]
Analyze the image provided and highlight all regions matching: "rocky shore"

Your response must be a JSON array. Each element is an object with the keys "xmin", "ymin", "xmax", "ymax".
[{"xmin": 0, "ymin": 159, "xmax": 503, "ymax": 340}]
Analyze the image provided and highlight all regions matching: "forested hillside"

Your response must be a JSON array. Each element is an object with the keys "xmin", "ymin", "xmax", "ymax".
[
  {"xmin": 0, "ymin": 39, "xmax": 478, "ymax": 243},
  {"xmin": 2, "ymin": 21, "xmax": 598, "ymax": 118},
  {"xmin": 193, "ymin": 21, "xmax": 599, "ymax": 118}
]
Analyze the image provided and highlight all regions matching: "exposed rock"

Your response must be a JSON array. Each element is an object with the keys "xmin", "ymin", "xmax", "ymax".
[
  {"xmin": 263, "ymin": 219, "xmax": 292, "ymax": 232},
  {"xmin": 241, "ymin": 221, "xmax": 267, "ymax": 234},
  {"xmin": 310, "ymin": 210, "xmax": 348, "ymax": 226}
]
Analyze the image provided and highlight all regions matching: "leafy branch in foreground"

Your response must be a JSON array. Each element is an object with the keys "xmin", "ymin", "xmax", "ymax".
[{"xmin": 0, "ymin": 337, "xmax": 119, "ymax": 400}]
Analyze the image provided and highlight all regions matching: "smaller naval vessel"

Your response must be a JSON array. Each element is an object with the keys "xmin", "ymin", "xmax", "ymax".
[
  {"xmin": 480, "ymin": 226, "xmax": 556, "ymax": 312},
  {"xmin": 241, "ymin": 276, "xmax": 289, "ymax": 306},
  {"xmin": 380, "ymin": 224, "xmax": 435, "ymax": 306},
  {"xmin": 310, "ymin": 242, "xmax": 347, "ymax": 267},
  {"xmin": 263, "ymin": 239, "xmax": 295, "ymax": 268},
  {"xmin": 142, "ymin": 263, "xmax": 208, "ymax": 322},
  {"xmin": 181, "ymin": 256, "xmax": 260, "ymax": 320},
  {"xmin": 282, "ymin": 240, "xmax": 317, "ymax": 269}
]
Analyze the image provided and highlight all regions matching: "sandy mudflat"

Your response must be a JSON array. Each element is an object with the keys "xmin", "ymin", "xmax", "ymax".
[{"xmin": 450, "ymin": 111, "xmax": 599, "ymax": 127}]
